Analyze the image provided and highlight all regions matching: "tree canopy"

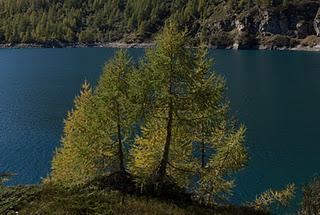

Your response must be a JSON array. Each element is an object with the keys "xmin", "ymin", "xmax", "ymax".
[{"xmin": 50, "ymin": 22, "xmax": 250, "ymax": 205}]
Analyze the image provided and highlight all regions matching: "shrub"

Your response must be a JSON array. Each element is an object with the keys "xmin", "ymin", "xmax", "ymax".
[
  {"xmin": 210, "ymin": 32, "xmax": 234, "ymax": 48},
  {"xmin": 260, "ymin": 35, "xmax": 302, "ymax": 48},
  {"xmin": 235, "ymin": 31, "xmax": 258, "ymax": 48},
  {"xmin": 301, "ymin": 35, "xmax": 320, "ymax": 47}
]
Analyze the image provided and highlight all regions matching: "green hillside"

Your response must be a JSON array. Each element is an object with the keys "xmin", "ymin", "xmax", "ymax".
[
  {"xmin": 1, "ymin": 183, "xmax": 271, "ymax": 215},
  {"xmin": 0, "ymin": 0, "xmax": 319, "ymax": 48}
]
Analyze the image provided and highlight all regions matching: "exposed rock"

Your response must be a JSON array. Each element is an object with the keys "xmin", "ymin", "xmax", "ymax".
[
  {"xmin": 235, "ymin": 20, "xmax": 245, "ymax": 32},
  {"xmin": 236, "ymin": 2, "xmax": 319, "ymax": 38},
  {"xmin": 296, "ymin": 20, "xmax": 314, "ymax": 38},
  {"xmin": 213, "ymin": 20, "xmax": 234, "ymax": 32},
  {"xmin": 259, "ymin": 10, "xmax": 288, "ymax": 36},
  {"xmin": 314, "ymin": 8, "xmax": 320, "ymax": 36}
]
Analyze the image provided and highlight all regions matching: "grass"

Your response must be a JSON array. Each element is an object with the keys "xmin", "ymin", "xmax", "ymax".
[{"xmin": 0, "ymin": 183, "xmax": 270, "ymax": 215}]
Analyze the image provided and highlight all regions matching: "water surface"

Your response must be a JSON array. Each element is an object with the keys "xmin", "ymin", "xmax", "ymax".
[{"xmin": 0, "ymin": 48, "xmax": 319, "ymax": 211}]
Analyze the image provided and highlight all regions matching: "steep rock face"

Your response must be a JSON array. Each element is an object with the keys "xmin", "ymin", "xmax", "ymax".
[
  {"xmin": 258, "ymin": 9, "xmax": 289, "ymax": 36},
  {"xmin": 204, "ymin": 1, "xmax": 320, "ymax": 49},
  {"xmin": 223, "ymin": 1, "xmax": 319, "ymax": 36},
  {"xmin": 314, "ymin": 8, "xmax": 320, "ymax": 36},
  {"xmin": 295, "ymin": 20, "xmax": 315, "ymax": 38},
  {"xmin": 243, "ymin": 2, "xmax": 319, "ymax": 37}
]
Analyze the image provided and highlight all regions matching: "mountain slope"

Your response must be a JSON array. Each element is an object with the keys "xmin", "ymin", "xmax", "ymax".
[{"xmin": 0, "ymin": 0, "xmax": 319, "ymax": 49}]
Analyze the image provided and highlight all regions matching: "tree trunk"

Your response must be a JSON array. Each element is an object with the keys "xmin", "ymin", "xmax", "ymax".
[
  {"xmin": 117, "ymin": 104, "xmax": 125, "ymax": 172},
  {"xmin": 154, "ymin": 53, "xmax": 174, "ymax": 183},
  {"xmin": 201, "ymin": 141, "xmax": 205, "ymax": 168},
  {"xmin": 201, "ymin": 123, "xmax": 206, "ymax": 168},
  {"xmin": 156, "ymin": 99, "xmax": 173, "ymax": 182}
]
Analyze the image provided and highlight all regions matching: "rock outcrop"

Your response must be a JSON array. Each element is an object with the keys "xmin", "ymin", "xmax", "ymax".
[
  {"xmin": 205, "ymin": 1, "xmax": 320, "ymax": 49},
  {"xmin": 314, "ymin": 8, "xmax": 320, "ymax": 36}
]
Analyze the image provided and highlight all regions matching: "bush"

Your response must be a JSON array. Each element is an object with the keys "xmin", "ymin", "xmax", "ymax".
[
  {"xmin": 260, "ymin": 35, "xmax": 299, "ymax": 48},
  {"xmin": 301, "ymin": 35, "xmax": 320, "ymax": 47},
  {"xmin": 235, "ymin": 31, "xmax": 258, "ymax": 48},
  {"xmin": 0, "ymin": 185, "xmax": 42, "ymax": 214},
  {"xmin": 210, "ymin": 32, "xmax": 234, "ymax": 48}
]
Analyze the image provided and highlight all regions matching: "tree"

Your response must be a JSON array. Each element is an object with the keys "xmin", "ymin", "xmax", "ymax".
[
  {"xmin": 93, "ymin": 50, "xmax": 138, "ymax": 174},
  {"xmin": 50, "ymin": 81, "xmax": 98, "ymax": 187},
  {"xmin": 130, "ymin": 22, "xmax": 195, "ymax": 189},
  {"xmin": 298, "ymin": 177, "xmax": 320, "ymax": 215},
  {"xmin": 50, "ymin": 51, "xmax": 140, "ymax": 187},
  {"xmin": 186, "ymin": 45, "xmax": 248, "ymax": 204},
  {"xmin": 129, "ymin": 22, "xmax": 248, "ymax": 201}
]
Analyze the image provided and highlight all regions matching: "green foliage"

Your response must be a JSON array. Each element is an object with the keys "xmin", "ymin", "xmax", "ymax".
[
  {"xmin": 260, "ymin": 35, "xmax": 298, "ymax": 48},
  {"xmin": 93, "ymin": 50, "xmax": 139, "ymax": 173},
  {"xmin": 0, "ymin": 185, "xmax": 42, "ymax": 214},
  {"xmin": 129, "ymin": 22, "xmax": 248, "ymax": 203},
  {"xmin": 49, "ymin": 22, "xmax": 248, "ymax": 204},
  {"xmin": 129, "ymin": 22, "xmax": 197, "ymax": 189},
  {"xmin": 248, "ymin": 184, "xmax": 295, "ymax": 211},
  {"xmin": 298, "ymin": 177, "xmax": 320, "ymax": 215},
  {"xmin": 50, "ymin": 81, "xmax": 98, "ymax": 186},
  {"xmin": 48, "ymin": 22, "xmax": 295, "ymax": 211},
  {"xmin": 0, "ymin": 0, "xmax": 171, "ymax": 44},
  {"xmin": 50, "ymin": 50, "xmax": 140, "ymax": 187},
  {"xmin": 0, "ymin": 0, "xmax": 308, "ymax": 45},
  {"xmin": 195, "ymin": 125, "xmax": 248, "ymax": 204}
]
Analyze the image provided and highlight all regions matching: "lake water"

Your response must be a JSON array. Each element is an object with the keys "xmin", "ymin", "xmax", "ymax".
[{"xmin": 0, "ymin": 48, "xmax": 319, "ymax": 211}]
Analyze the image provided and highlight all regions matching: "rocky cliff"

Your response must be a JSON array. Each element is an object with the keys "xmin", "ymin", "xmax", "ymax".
[{"xmin": 204, "ymin": 1, "xmax": 320, "ymax": 50}]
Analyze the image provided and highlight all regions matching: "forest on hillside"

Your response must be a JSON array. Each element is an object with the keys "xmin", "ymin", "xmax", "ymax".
[{"xmin": 1, "ymin": 0, "xmax": 319, "ymax": 48}]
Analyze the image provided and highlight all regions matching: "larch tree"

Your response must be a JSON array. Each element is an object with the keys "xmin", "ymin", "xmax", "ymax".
[
  {"xmin": 93, "ymin": 50, "xmax": 139, "ymax": 175},
  {"xmin": 190, "ymin": 45, "xmax": 248, "ymax": 204},
  {"xmin": 50, "ymin": 81, "xmax": 98, "ymax": 187},
  {"xmin": 130, "ymin": 22, "xmax": 198, "ymax": 190},
  {"xmin": 129, "ymin": 22, "xmax": 248, "ymax": 201},
  {"xmin": 50, "ymin": 51, "xmax": 139, "ymax": 187}
]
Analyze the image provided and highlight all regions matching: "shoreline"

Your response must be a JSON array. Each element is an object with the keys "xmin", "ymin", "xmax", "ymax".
[{"xmin": 0, "ymin": 42, "xmax": 320, "ymax": 52}]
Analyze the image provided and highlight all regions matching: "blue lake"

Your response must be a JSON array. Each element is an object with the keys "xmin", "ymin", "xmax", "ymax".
[{"xmin": 0, "ymin": 48, "xmax": 319, "ymax": 211}]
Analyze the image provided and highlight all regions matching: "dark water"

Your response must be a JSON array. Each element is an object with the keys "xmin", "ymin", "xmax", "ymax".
[{"xmin": 0, "ymin": 48, "xmax": 319, "ymax": 211}]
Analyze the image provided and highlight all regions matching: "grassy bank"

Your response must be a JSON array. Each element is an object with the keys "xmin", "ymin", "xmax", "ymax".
[{"xmin": 0, "ymin": 183, "xmax": 270, "ymax": 215}]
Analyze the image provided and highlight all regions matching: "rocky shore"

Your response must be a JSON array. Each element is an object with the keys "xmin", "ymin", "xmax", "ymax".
[
  {"xmin": 1, "ymin": 41, "xmax": 319, "ymax": 52},
  {"xmin": 0, "ymin": 1, "xmax": 320, "ymax": 52},
  {"xmin": 1, "ymin": 2, "xmax": 320, "ymax": 52},
  {"xmin": 0, "ymin": 42, "xmax": 154, "ymax": 49}
]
